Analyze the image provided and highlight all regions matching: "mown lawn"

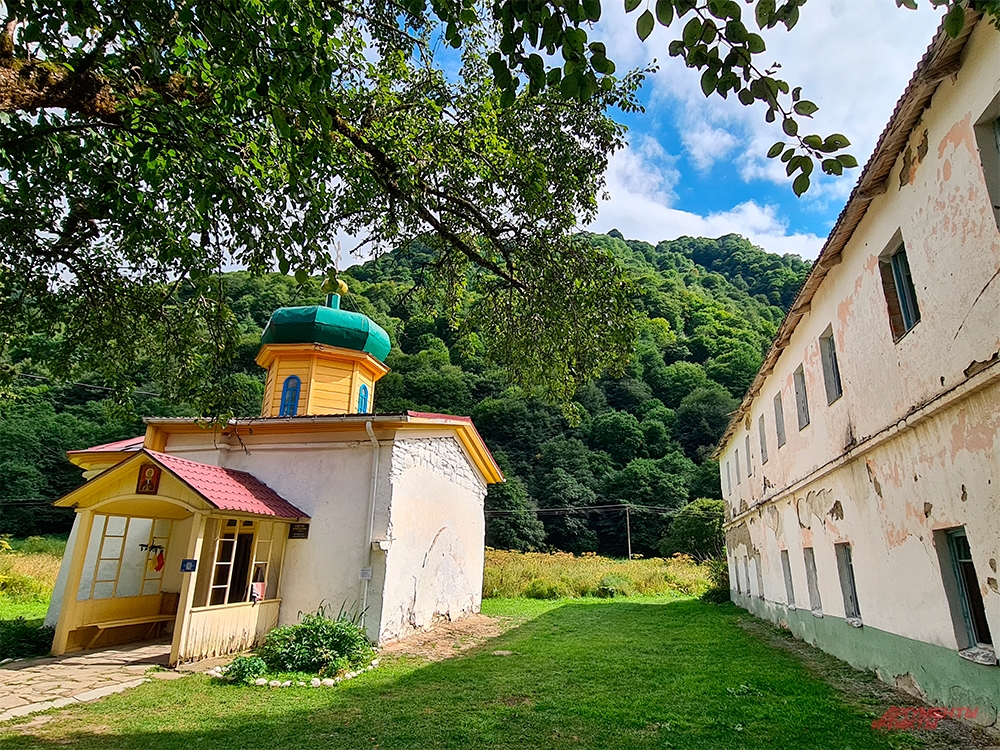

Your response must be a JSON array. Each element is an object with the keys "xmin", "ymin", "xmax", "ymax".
[{"xmin": 2, "ymin": 597, "xmax": 913, "ymax": 750}]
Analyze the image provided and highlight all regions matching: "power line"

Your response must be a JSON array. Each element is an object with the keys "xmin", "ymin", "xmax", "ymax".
[
  {"xmin": 15, "ymin": 373, "xmax": 160, "ymax": 397},
  {"xmin": 485, "ymin": 503, "xmax": 681, "ymax": 517}
]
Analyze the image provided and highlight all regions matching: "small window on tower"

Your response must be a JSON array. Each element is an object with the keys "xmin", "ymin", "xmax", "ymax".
[
  {"xmin": 279, "ymin": 376, "xmax": 301, "ymax": 417},
  {"xmin": 357, "ymin": 383, "xmax": 370, "ymax": 414}
]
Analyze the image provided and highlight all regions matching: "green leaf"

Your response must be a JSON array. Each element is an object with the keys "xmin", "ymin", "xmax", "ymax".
[
  {"xmin": 767, "ymin": 141, "xmax": 785, "ymax": 158},
  {"xmin": 278, "ymin": 257, "xmax": 291, "ymax": 275},
  {"xmin": 822, "ymin": 158, "xmax": 843, "ymax": 176},
  {"xmin": 943, "ymin": 3, "xmax": 965, "ymax": 37},
  {"xmin": 737, "ymin": 88, "xmax": 754, "ymax": 106},
  {"xmin": 793, "ymin": 100, "xmax": 818, "ymax": 116},
  {"xmin": 823, "ymin": 133, "xmax": 851, "ymax": 150},
  {"xmin": 583, "ymin": 0, "xmax": 602, "ymax": 22},
  {"xmin": 782, "ymin": 118, "xmax": 798, "ymax": 137},
  {"xmin": 655, "ymin": 0, "xmax": 674, "ymax": 26},
  {"xmin": 625, "ymin": 0, "xmax": 642, "ymax": 12},
  {"xmin": 294, "ymin": 269, "xmax": 309, "ymax": 285},
  {"xmin": 745, "ymin": 33, "xmax": 765, "ymax": 54},
  {"xmin": 792, "ymin": 173, "xmax": 810, "ymax": 197},
  {"xmin": 755, "ymin": 0, "xmax": 775, "ymax": 29},
  {"xmin": 683, "ymin": 17, "xmax": 703, "ymax": 45},
  {"xmin": 701, "ymin": 70, "xmax": 718, "ymax": 97},
  {"xmin": 837, "ymin": 153, "xmax": 859, "ymax": 168},
  {"xmin": 636, "ymin": 10, "xmax": 655, "ymax": 41}
]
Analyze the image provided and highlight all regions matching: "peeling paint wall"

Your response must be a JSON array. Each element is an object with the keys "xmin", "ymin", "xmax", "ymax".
[
  {"xmin": 720, "ymin": 21, "xmax": 1000, "ymax": 722},
  {"xmin": 377, "ymin": 436, "xmax": 487, "ymax": 642},
  {"xmin": 162, "ymin": 426, "xmax": 489, "ymax": 644}
]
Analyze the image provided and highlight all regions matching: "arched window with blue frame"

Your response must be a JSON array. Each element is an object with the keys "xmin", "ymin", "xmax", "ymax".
[
  {"xmin": 357, "ymin": 384, "xmax": 370, "ymax": 414},
  {"xmin": 279, "ymin": 376, "xmax": 301, "ymax": 417}
]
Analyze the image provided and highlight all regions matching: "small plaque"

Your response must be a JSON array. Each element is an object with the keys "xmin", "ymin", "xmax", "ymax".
[
  {"xmin": 180, "ymin": 559, "xmax": 197, "ymax": 573},
  {"xmin": 288, "ymin": 523, "xmax": 310, "ymax": 539},
  {"xmin": 136, "ymin": 464, "xmax": 162, "ymax": 495},
  {"xmin": 359, "ymin": 567, "xmax": 372, "ymax": 580}
]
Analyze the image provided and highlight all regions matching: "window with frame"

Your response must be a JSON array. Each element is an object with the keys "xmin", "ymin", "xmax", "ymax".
[
  {"xmin": 725, "ymin": 461, "xmax": 732, "ymax": 496},
  {"xmin": 819, "ymin": 326, "xmax": 843, "ymax": 405},
  {"xmin": 758, "ymin": 415, "xmax": 768, "ymax": 465},
  {"xmin": 879, "ymin": 242, "xmax": 921, "ymax": 341},
  {"xmin": 357, "ymin": 383, "xmax": 370, "ymax": 414},
  {"xmin": 279, "ymin": 375, "xmax": 301, "ymax": 417},
  {"xmin": 946, "ymin": 529, "xmax": 992, "ymax": 648},
  {"xmin": 780, "ymin": 549, "xmax": 795, "ymax": 608},
  {"xmin": 793, "ymin": 365, "xmax": 810, "ymax": 430},
  {"xmin": 835, "ymin": 543, "xmax": 861, "ymax": 619},
  {"xmin": 206, "ymin": 519, "xmax": 282, "ymax": 606},
  {"xmin": 973, "ymin": 93, "xmax": 1000, "ymax": 232},
  {"xmin": 744, "ymin": 435, "xmax": 752, "ymax": 477},
  {"xmin": 77, "ymin": 515, "xmax": 172, "ymax": 601},
  {"xmin": 734, "ymin": 449, "xmax": 741, "ymax": 485},
  {"xmin": 773, "ymin": 392, "xmax": 787, "ymax": 447},
  {"xmin": 803, "ymin": 547, "xmax": 822, "ymax": 614}
]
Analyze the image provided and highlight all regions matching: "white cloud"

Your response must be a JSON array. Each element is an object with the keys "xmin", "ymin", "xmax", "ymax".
[{"xmin": 589, "ymin": 143, "xmax": 824, "ymax": 258}]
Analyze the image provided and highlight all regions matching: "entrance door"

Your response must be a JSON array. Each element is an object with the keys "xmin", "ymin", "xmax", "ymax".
[{"xmin": 229, "ymin": 533, "xmax": 255, "ymax": 604}]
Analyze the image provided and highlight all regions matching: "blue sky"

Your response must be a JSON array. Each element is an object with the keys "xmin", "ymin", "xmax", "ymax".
[{"xmin": 584, "ymin": 1, "xmax": 945, "ymax": 259}]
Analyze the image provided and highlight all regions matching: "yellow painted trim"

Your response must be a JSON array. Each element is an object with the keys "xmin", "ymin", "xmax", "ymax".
[{"xmin": 51, "ymin": 509, "xmax": 94, "ymax": 656}]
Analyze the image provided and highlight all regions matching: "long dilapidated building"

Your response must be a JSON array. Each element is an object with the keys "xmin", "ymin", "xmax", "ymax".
[{"xmin": 716, "ymin": 14, "xmax": 999, "ymax": 726}]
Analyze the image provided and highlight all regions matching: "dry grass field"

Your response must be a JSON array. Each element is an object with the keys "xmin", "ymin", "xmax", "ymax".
[{"xmin": 482, "ymin": 548, "xmax": 710, "ymax": 599}]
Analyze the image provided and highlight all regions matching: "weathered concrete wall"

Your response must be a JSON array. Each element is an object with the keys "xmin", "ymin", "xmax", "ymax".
[
  {"xmin": 376, "ymin": 435, "xmax": 488, "ymax": 642},
  {"xmin": 161, "ymin": 425, "xmax": 489, "ymax": 643},
  {"xmin": 721, "ymin": 21, "xmax": 1000, "ymax": 723}
]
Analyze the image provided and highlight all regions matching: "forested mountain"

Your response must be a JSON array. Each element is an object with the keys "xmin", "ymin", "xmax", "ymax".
[{"xmin": 0, "ymin": 233, "xmax": 808, "ymax": 554}]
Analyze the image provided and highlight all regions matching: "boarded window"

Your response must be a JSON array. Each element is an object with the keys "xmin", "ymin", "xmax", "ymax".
[
  {"xmin": 735, "ymin": 449, "xmax": 741, "ymax": 485},
  {"xmin": 835, "ymin": 543, "xmax": 861, "ymax": 619},
  {"xmin": 725, "ymin": 461, "xmax": 732, "ymax": 496},
  {"xmin": 879, "ymin": 243, "xmax": 920, "ymax": 341},
  {"xmin": 819, "ymin": 326, "xmax": 843, "ymax": 404},
  {"xmin": 773, "ymin": 392, "xmax": 786, "ymax": 447},
  {"xmin": 758, "ymin": 415, "xmax": 768, "ymax": 465},
  {"xmin": 744, "ymin": 435, "xmax": 752, "ymax": 477},
  {"xmin": 793, "ymin": 365, "xmax": 810, "ymax": 430},
  {"xmin": 947, "ymin": 530, "xmax": 993, "ymax": 646},
  {"xmin": 742, "ymin": 558, "xmax": 751, "ymax": 597},
  {"xmin": 781, "ymin": 549, "xmax": 795, "ymax": 608},
  {"xmin": 803, "ymin": 547, "xmax": 822, "ymax": 613}
]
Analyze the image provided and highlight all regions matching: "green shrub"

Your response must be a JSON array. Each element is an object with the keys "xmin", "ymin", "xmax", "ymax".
[
  {"xmin": 223, "ymin": 655, "xmax": 268, "ymax": 684},
  {"xmin": 595, "ymin": 573, "xmax": 634, "ymax": 598},
  {"xmin": 700, "ymin": 557, "xmax": 731, "ymax": 604},
  {"xmin": 522, "ymin": 579, "xmax": 563, "ymax": 600},
  {"xmin": 0, "ymin": 618, "xmax": 54, "ymax": 660},
  {"xmin": 659, "ymin": 499, "xmax": 725, "ymax": 560},
  {"xmin": 257, "ymin": 612, "xmax": 374, "ymax": 676},
  {"xmin": 0, "ymin": 571, "xmax": 50, "ymax": 601}
]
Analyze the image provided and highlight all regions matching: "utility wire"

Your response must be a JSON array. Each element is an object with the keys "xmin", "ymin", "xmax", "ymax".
[{"xmin": 15, "ymin": 373, "xmax": 160, "ymax": 397}]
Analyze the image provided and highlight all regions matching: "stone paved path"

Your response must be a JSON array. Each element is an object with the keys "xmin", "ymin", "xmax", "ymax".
[{"xmin": 0, "ymin": 639, "xmax": 175, "ymax": 722}]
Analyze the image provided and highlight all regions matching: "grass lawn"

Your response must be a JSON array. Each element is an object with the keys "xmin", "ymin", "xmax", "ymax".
[{"xmin": 2, "ymin": 596, "xmax": 914, "ymax": 750}]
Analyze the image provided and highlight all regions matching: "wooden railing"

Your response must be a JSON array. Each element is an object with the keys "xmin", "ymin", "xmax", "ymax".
[{"xmin": 177, "ymin": 599, "xmax": 281, "ymax": 663}]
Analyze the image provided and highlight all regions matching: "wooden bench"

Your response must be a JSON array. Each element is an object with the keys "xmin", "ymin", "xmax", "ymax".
[{"xmin": 83, "ymin": 614, "xmax": 176, "ymax": 648}]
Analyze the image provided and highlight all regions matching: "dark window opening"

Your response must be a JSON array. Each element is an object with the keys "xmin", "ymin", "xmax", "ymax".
[
  {"xmin": 879, "ymin": 244, "xmax": 921, "ymax": 341},
  {"xmin": 774, "ymin": 392, "xmax": 787, "ymax": 447},
  {"xmin": 948, "ymin": 530, "xmax": 993, "ymax": 647},
  {"xmin": 820, "ymin": 327, "xmax": 843, "ymax": 404},
  {"xmin": 794, "ymin": 365, "xmax": 810, "ymax": 430},
  {"xmin": 835, "ymin": 543, "xmax": 861, "ymax": 619},
  {"xmin": 781, "ymin": 549, "xmax": 795, "ymax": 607},
  {"xmin": 279, "ymin": 375, "xmax": 301, "ymax": 417}
]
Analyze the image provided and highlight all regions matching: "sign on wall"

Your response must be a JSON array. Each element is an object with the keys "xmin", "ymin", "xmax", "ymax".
[
  {"xmin": 136, "ymin": 464, "xmax": 162, "ymax": 494},
  {"xmin": 288, "ymin": 523, "xmax": 310, "ymax": 539}
]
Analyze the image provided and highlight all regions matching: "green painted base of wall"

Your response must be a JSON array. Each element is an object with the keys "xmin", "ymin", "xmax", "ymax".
[{"xmin": 735, "ymin": 593, "xmax": 999, "ymax": 728}]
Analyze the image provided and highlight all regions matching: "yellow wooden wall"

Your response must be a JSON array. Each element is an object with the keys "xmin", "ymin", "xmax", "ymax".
[{"xmin": 261, "ymin": 351, "xmax": 382, "ymax": 416}]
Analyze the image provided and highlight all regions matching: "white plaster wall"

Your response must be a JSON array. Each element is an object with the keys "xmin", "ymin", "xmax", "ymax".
[
  {"xmin": 721, "ymin": 22, "xmax": 1000, "ymax": 514},
  {"xmin": 730, "ymin": 378, "xmax": 999, "ymax": 649},
  {"xmin": 376, "ymin": 436, "xmax": 487, "ymax": 642},
  {"xmin": 723, "ymin": 22, "xmax": 1000, "ymax": 652},
  {"xmin": 217, "ymin": 430, "xmax": 384, "ymax": 629}
]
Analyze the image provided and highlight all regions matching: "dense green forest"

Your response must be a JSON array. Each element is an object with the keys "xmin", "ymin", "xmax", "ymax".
[{"xmin": 0, "ymin": 232, "xmax": 808, "ymax": 555}]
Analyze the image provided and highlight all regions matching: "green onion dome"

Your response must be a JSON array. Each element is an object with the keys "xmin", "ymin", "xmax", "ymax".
[{"xmin": 260, "ymin": 294, "xmax": 391, "ymax": 363}]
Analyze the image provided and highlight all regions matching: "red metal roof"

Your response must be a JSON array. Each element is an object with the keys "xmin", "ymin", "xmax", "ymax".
[
  {"xmin": 75, "ymin": 436, "xmax": 145, "ymax": 453},
  {"xmin": 145, "ymin": 450, "xmax": 307, "ymax": 520}
]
